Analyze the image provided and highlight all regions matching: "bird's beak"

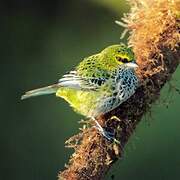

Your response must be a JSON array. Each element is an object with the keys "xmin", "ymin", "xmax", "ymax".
[{"xmin": 126, "ymin": 62, "xmax": 138, "ymax": 68}]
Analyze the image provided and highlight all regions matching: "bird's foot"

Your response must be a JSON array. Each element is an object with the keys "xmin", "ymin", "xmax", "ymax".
[
  {"xmin": 92, "ymin": 117, "xmax": 120, "ymax": 144},
  {"xmin": 94, "ymin": 119, "xmax": 114, "ymax": 141}
]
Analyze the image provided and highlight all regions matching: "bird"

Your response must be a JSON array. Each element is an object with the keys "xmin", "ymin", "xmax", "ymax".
[{"xmin": 21, "ymin": 44, "xmax": 139, "ymax": 141}]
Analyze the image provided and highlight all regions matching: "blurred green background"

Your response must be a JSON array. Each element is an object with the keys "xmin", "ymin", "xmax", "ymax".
[{"xmin": 1, "ymin": 0, "xmax": 180, "ymax": 180}]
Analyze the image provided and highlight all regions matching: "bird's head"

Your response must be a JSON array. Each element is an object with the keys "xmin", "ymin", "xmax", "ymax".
[{"xmin": 101, "ymin": 44, "xmax": 138, "ymax": 70}]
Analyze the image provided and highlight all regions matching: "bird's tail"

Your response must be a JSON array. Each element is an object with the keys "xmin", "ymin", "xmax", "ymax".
[{"xmin": 21, "ymin": 84, "xmax": 60, "ymax": 100}]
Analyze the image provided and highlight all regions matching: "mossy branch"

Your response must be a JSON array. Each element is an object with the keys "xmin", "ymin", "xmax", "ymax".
[{"xmin": 58, "ymin": 0, "xmax": 180, "ymax": 179}]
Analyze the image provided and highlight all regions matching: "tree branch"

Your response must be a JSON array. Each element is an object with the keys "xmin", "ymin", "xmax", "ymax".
[{"xmin": 58, "ymin": 0, "xmax": 179, "ymax": 179}]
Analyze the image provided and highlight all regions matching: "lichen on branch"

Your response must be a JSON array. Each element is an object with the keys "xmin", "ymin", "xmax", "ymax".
[{"xmin": 59, "ymin": 0, "xmax": 180, "ymax": 179}]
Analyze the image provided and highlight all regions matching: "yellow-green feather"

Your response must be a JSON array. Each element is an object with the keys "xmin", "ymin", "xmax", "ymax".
[{"xmin": 56, "ymin": 87, "xmax": 100, "ymax": 116}]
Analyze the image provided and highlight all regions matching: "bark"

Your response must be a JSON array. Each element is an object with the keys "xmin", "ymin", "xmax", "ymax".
[{"xmin": 59, "ymin": 0, "xmax": 180, "ymax": 179}]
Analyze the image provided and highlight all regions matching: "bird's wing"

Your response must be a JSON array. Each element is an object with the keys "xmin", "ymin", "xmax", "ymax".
[
  {"xmin": 58, "ymin": 54, "xmax": 110, "ymax": 90},
  {"xmin": 58, "ymin": 70, "xmax": 107, "ymax": 91}
]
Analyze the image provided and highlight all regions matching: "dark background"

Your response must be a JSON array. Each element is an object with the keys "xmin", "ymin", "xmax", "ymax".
[{"xmin": 1, "ymin": 0, "xmax": 180, "ymax": 179}]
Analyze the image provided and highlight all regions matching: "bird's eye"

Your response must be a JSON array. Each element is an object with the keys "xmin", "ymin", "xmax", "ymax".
[
  {"xmin": 121, "ymin": 58, "xmax": 129, "ymax": 63},
  {"xmin": 116, "ymin": 57, "xmax": 129, "ymax": 63}
]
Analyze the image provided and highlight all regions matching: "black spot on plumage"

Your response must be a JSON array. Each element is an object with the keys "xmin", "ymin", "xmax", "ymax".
[
  {"xmin": 113, "ymin": 92, "xmax": 118, "ymax": 96},
  {"xmin": 112, "ymin": 97, "xmax": 116, "ymax": 103},
  {"xmin": 95, "ymin": 79, "xmax": 98, "ymax": 84},
  {"xmin": 113, "ymin": 86, "xmax": 116, "ymax": 90},
  {"xmin": 122, "ymin": 81, "xmax": 126, "ymax": 86},
  {"xmin": 97, "ymin": 80, "xmax": 102, "ymax": 86}
]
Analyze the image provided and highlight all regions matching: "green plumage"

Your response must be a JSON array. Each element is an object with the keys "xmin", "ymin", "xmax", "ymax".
[{"xmin": 22, "ymin": 44, "xmax": 139, "ymax": 118}]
